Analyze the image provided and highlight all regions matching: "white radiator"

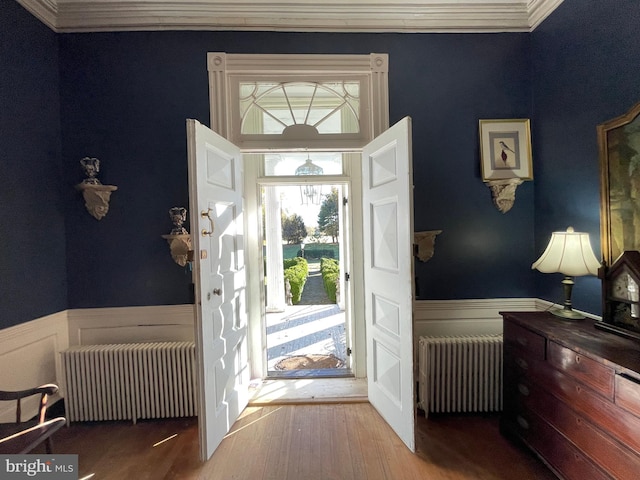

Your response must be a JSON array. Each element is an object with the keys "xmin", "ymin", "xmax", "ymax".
[
  {"xmin": 418, "ymin": 335, "xmax": 503, "ymax": 416},
  {"xmin": 61, "ymin": 342, "xmax": 197, "ymax": 423}
]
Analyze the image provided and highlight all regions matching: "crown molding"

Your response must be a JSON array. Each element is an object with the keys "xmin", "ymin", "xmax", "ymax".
[{"xmin": 17, "ymin": 0, "xmax": 563, "ymax": 33}]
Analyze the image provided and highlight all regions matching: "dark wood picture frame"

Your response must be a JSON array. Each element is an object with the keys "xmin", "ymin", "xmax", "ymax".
[{"xmin": 598, "ymin": 101, "xmax": 640, "ymax": 266}]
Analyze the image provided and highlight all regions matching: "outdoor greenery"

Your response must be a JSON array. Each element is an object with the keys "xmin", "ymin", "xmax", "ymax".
[
  {"xmin": 282, "ymin": 243, "xmax": 339, "ymax": 260},
  {"xmin": 281, "ymin": 213, "xmax": 307, "ymax": 244},
  {"xmin": 283, "ymin": 257, "xmax": 308, "ymax": 304},
  {"xmin": 320, "ymin": 258, "xmax": 340, "ymax": 303},
  {"xmin": 317, "ymin": 187, "xmax": 339, "ymax": 242}
]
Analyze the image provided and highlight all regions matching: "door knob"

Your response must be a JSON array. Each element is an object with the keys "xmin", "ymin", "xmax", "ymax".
[{"xmin": 213, "ymin": 288, "xmax": 222, "ymax": 296}]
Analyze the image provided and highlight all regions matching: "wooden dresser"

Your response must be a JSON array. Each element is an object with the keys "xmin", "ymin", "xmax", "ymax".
[{"xmin": 500, "ymin": 311, "xmax": 640, "ymax": 480}]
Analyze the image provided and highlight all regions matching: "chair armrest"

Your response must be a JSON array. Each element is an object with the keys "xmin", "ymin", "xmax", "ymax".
[
  {"xmin": 0, "ymin": 384, "xmax": 59, "ymax": 401},
  {"xmin": 0, "ymin": 384, "xmax": 59, "ymax": 423}
]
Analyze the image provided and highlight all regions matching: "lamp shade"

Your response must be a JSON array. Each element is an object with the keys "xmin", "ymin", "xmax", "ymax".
[{"xmin": 532, "ymin": 227, "xmax": 601, "ymax": 276}]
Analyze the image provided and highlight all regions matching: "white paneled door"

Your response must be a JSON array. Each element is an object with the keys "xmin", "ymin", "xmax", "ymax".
[
  {"xmin": 362, "ymin": 117, "xmax": 415, "ymax": 451},
  {"xmin": 186, "ymin": 119, "xmax": 250, "ymax": 461}
]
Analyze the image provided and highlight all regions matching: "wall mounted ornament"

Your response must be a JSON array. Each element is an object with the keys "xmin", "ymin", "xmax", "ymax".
[
  {"xmin": 75, "ymin": 157, "xmax": 117, "ymax": 220},
  {"xmin": 479, "ymin": 119, "xmax": 533, "ymax": 213},
  {"xmin": 161, "ymin": 207, "xmax": 192, "ymax": 267},
  {"xmin": 414, "ymin": 230, "xmax": 442, "ymax": 262}
]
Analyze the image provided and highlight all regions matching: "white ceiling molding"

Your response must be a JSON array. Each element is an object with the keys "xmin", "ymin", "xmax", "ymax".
[{"xmin": 17, "ymin": 0, "xmax": 564, "ymax": 34}]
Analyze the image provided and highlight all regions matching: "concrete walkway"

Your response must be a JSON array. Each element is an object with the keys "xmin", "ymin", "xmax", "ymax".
[{"xmin": 266, "ymin": 261, "xmax": 347, "ymax": 373}]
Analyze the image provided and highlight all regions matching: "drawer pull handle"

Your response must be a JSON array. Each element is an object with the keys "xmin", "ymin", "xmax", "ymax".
[
  {"xmin": 516, "ymin": 415, "xmax": 530, "ymax": 430},
  {"xmin": 516, "ymin": 358, "xmax": 529, "ymax": 370},
  {"xmin": 575, "ymin": 355, "xmax": 581, "ymax": 364},
  {"xmin": 518, "ymin": 384, "xmax": 530, "ymax": 396}
]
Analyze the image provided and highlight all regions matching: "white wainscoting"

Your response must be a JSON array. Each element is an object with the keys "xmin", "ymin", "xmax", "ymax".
[
  {"xmin": 67, "ymin": 304, "xmax": 195, "ymax": 346},
  {"xmin": 3, "ymin": 299, "xmax": 593, "ymax": 423},
  {"xmin": 0, "ymin": 311, "xmax": 68, "ymax": 423},
  {"xmin": 414, "ymin": 298, "xmax": 601, "ymax": 338},
  {"xmin": 414, "ymin": 298, "xmax": 541, "ymax": 338},
  {"xmin": 0, "ymin": 305, "xmax": 195, "ymax": 422}
]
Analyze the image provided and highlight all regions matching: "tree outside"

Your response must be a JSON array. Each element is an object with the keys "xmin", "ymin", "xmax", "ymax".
[
  {"xmin": 317, "ymin": 187, "xmax": 339, "ymax": 242},
  {"xmin": 282, "ymin": 213, "xmax": 307, "ymax": 244}
]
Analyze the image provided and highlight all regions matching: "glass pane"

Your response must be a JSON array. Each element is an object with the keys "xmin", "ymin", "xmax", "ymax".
[
  {"xmin": 263, "ymin": 152, "xmax": 343, "ymax": 177},
  {"xmin": 240, "ymin": 81, "xmax": 360, "ymax": 136}
]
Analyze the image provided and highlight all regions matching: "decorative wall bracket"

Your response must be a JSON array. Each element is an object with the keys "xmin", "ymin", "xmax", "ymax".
[
  {"xmin": 414, "ymin": 230, "xmax": 442, "ymax": 262},
  {"xmin": 76, "ymin": 156, "xmax": 117, "ymax": 220},
  {"xmin": 161, "ymin": 234, "xmax": 193, "ymax": 267},
  {"xmin": 162, "ymin": 207, "xmax": 193, "ymax": 266},
  {"xmin": 485, "ymin": 178, "xmax": 523, "ymax": 214},
  {"xmin": 76, "ymin": 183, "xmax": 118, "ymax": 220}
]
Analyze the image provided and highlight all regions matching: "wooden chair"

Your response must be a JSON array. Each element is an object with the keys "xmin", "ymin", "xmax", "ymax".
[{"xmin": 0, "ymin": 384, "xmax": 66, "ymax": 454}]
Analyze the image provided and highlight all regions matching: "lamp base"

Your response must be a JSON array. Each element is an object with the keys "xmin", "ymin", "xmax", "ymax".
[{"xmin": 550, "ymin": 307, "xmax": 585, "ymax": 320}]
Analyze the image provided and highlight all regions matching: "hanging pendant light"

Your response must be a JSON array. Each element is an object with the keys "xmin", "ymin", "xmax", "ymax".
[{"xmin": 295, "ymin": 155, "xmax": 323, "ymax": 205}]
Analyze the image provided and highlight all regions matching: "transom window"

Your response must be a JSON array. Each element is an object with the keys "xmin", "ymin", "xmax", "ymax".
[
  {"xmin": 239, "ymin": 81, "xmax": 361, "ymax": 136},
  {"xmin": 207, "ymin": 53, "xmax": 389, "ymax": 151}
]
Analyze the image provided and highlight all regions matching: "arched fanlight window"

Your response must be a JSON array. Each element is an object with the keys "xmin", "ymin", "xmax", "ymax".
[
  {"xmin": 239, "ymin": 81, "xmax": 360, "ymax": 137},
  {"xmin": 207, "ymin": 53, "xmax": 388, "ymax": 151}
]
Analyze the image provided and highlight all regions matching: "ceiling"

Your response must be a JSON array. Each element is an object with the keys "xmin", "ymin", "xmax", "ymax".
[{"xmin": 18, "ymin": 0, "xmax": 564, "ymax": 33}]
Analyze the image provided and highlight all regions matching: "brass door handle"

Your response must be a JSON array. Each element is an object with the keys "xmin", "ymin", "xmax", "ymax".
[{"xmin": 201, "ymin": 208, "xmax": 214, "ymax": 236}]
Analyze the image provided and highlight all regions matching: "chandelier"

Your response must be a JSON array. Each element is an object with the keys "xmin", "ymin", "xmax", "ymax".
[{"xmin": 295, "ymin": 156, "xmax": 323, "ymax": 205}]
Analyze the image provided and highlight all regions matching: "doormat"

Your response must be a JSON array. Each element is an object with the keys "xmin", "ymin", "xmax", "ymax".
[{"xmin": 274, "ymin": 354, "xmax": 344, "ymax": 370}]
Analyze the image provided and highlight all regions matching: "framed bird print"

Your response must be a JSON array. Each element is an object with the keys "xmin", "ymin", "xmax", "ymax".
[{"xmin": 479, "ymin": 119, "xmax": 533, "ymax": 181}]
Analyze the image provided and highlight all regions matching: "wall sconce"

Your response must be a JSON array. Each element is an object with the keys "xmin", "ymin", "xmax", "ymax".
[
  {"xmin": 414, "ymin": 230, "xmax": 442, "ymax": 262},
  {"xmin": 161, "ymin": 207, "xmax": 192, "ymax": 267},
  {"xmin": 75, "ymin": 157, "xmax": 117, "ymax": 220},
  {"xmin": 532, "ymin": 226, "xmax": 601, "ymax": 319}
]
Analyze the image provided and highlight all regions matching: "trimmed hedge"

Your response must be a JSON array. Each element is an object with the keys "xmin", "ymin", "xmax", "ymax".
[
  {"xmin": 299, "ymin": 246, "xmax": 335, "ymax": 259},
  {"xmin": 283, "ymin": 257, "xmax": 308, "ymax": 304},
  {"xmin": 320, "ymin": 258, "xmax": 340, "ymax": 303}
]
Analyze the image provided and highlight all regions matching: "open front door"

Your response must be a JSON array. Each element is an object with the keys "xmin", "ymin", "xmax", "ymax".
[
  {"xmin": 187, "ymin": 119, "xmax": 250, "ymax": 461},
  {"xmin": 362, "ymin": 117, "xmax": 415, "ymax": 451}
]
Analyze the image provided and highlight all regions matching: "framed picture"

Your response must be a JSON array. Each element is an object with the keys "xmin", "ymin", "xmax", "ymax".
[
  {"xmin": 479, "ymin": 119, "xmax": 533, "ymax": 182},
  {"xmin": 598, "ymin": 101, "xmax": 640, "ymax": 266}
]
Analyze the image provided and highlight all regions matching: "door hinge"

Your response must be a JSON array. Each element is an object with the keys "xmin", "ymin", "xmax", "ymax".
[
  {"xmin": 347, "ymin": 348, "xmax": 352, "ymax": 356},
  {"xmin": 343, "ymin": 196, "xmax": 348, "ymax": 206},
  {"xmin": 345, "ymin": 272, "xmax": 350, "ymax": 281}
]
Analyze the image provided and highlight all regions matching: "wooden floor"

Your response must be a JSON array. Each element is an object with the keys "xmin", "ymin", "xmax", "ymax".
[{"xmin": 41, "ymin": 404, "xmax": 556, "ymax": 480}]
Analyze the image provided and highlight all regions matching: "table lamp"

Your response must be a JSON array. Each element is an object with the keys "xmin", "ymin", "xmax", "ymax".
[{"xmin": 532, "ymin": 226, "xmax": 601, "ymax": 320}]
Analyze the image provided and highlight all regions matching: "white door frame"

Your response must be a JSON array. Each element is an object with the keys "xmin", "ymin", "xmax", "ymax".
[
  {"xmin": 257, "ymin": 177, "xmax": 356, "ymax": 376},
  {"xmin": 208, "ymin": 53, "xmax": 387, "ymax": 380}
]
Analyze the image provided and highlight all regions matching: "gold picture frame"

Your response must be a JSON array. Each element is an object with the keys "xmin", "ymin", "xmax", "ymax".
[
  {"xmin": 479, "ymin": 119, "xmax": 533, "ymax": 182},
  {"xmin": 598, "ymin": 101, "xmax": 640, "ymax": 265}
]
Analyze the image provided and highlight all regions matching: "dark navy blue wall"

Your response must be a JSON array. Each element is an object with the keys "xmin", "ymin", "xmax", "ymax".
[
  {"xmin": 532, "ymin": 0, "xmax": 640, "ymax": 314},
  {"xmin": 0, "ymin": 0, "xmax": 65, "ymax": 328},
  {"xmin": 18, "ymin": 1, "xmax": 634, "ymax": 322},
  {"xmin": 58, "ymin": 31, "xmax": 534, "ymax": 307}
]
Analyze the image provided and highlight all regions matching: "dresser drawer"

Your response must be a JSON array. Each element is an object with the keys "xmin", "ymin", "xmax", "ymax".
[
  {"xmin": 616, "ymin": 373, "xmax": 640, "ymax": 418},
  {"xmin": 548, "ymin": 341, "xmax": 614, "ymax": 400},
  {"xmin": 503, "ymin": 409, "xmax": 610, "ymax": 480},
  {"xmin": 504, "ymin": 321, "xmax": 545, "ymax": 359},
  {"xmin": 540, "ymin": 366, "xmax": 640, "ymax": 456},
  {"xmin": 529, "ymin": 384, "xmax": 640, "ymax": 479}
]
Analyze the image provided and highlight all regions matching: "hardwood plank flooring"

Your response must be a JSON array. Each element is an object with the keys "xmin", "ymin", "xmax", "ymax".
[{"xmin": 40, "ymin": 404, "xmax": 556, "ymax": 480}]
